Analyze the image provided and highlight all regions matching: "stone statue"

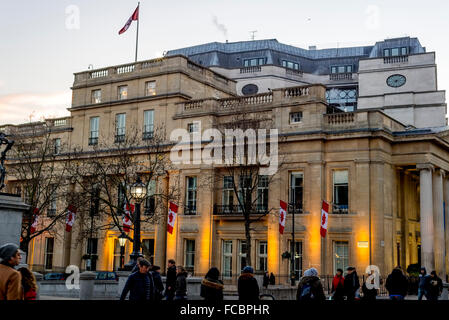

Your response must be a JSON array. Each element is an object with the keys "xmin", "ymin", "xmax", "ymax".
[{"xmin": 0, "ymin": 132, "xmax": 14, "ymax": 191}]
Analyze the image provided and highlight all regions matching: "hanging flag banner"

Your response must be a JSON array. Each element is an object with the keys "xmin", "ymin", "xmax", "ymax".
[
  {"xmin": 167, "ymin": 202, "xmax": 178, "ymax": 234},
  {"xmin": 118, "ymin": 5, "xmax": 139, "ymax": 35},
  {"xmin": 320, "ymin": 200, "xmax": 329, "ymax": 237},
  {"xmin": 30, "ymin": 207, "xmax": 40, "ymax": 234},
  {"xmin": 279, "ymin": 200, "xmax": 287, "ymax": 234},
  {"xmin": 123, "ymin": 203, "xmax": 135, "ymax": 232},
  {"xmin": 65, "ymin": 205, "xmax": 77, "ymax": 232}
]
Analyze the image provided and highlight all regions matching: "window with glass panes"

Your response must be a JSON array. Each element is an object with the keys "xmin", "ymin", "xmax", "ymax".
[
  {"xmin": 48, "ymin": 184, "xmax": 57, "ymax": 217},
  {"xmin": 257, "ymin": 241, "xmax": 268, "ymax": 272},
  {"xmin": 282, "ymin": 60, "xmax": 300, "ymax": 70},
  {"xmin": 144, "ymin": 180, "xmax": 156, "ymax": 215},
  {"xmin": 289, "ymin": 172, "xmax": 303, "ymax": 213},
  {"xmin": 331, "ymin": 65, "xmax": 353, "ymax": 74},
  {"xmin": 290, "ymin": 112, "xmax": 303, "ymax": 123},
  {"xmin": 44, "ymin": 238, "xmax": 54, "ymax": 270},
  {"xmin": 115, "ymin": 113, "xmax": 126, "ymax": 142},
  {"xmin": 383, "ymin": 47, "xmax": 408, "ymax": 57},
  {"xmin": 143, "ymin": 110, "xmax": 154, "ymax": 139},
  {"xmin": 238, "ymin": 175, "xmax": 252, "ymax": 211},
  {"xmin": 244, "ymin": 58, "xmax": 266, "ymax": 67},
  {"xmin": 187, "ymin": 122, "xmax": 199, "ymax": 133},
  {"xmin": 333, "ymin": 170, "xmax": 349, "ymax": 213},
  {"xmin": 257, "ymin": 176, "xmax": 268, "ymax": 212},
  {"xmin": 86, "ymin": 238, "xmax": 98, "ymax": 270},
  {"xmin": 287, "ymin": 241, "xmax": 303, "ymax": 279},
  {"xmin": 113, "ymin": 239, "xmax": 122, "ymax": 271},
  {"xmin": 145, "ymin": 81, "xmax": 156, "ymax": 96},
  {"xmin": 142, "ymin": 239, "xmax": 155, "ymax": 265},
  {"xmin": 185, "ymin": 177, "xmax": 197, "ymax": 214},
  {"xmin": 222, "ymin": 176, "xmax": 234, "ymax": 211},
  {"xmin": 238, "ymin": 240, "xmax": 247, "ymax": 272},
  {"xmin": 185, "ymin": 239, "xmax": 195, "ymax": 273},
  {"xmin": 118, "ymin": 85, "xmax": 128, "ymax": 100},
  {"xmin": 89, "ymin": 117, "xmax": 99, "ymax": 145},
  {"xmin": 222, "ymin": 240, "xmax": 233, "ymax": 278},
  {"xmin": 91, "ymin": 89, "xmax": 101, "ymax": 104},
  {"xmin": 333, "ymin": 241, "xmax": 349, "ymax": 274},
  {"xmin": 117, "ymin": 183, "xmax": 126, "ymax": 215}
]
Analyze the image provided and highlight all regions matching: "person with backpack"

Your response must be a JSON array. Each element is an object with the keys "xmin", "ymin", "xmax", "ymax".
[
  {"xmin": 331, "ymin": 268, "xmax": 345, "ymax": 301},
  {"xmin": 200, "ymin": 267, "xmax": 224, "ymax": 302},
  {"xmin": 424, "ymin": 271, "xmax": 443, "ymax": 301},
  {"xmin": 151, "ymin": 265, "xmax": 164, "ymax": 301},
  {"xmin": 296, "ymin": 268, "xmax": 325, "ymax": 302},
  {"xmin": 344, "ymin": 267, "xmax": 360, "ymax": 301}
]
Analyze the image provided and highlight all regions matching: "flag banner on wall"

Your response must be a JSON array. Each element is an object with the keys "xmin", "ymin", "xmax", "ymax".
[
  {"xmin": 118, "ymin": 5, "xmax": 139, "ymax": 35},
  {"xmin": 320, "ymin": 200, "xmax": 329, "ymax": 237},
  {"xmin": 123, "ymin": 203, "xmax": 135, "ymax": 232},
  {"xmin": 279, "ymin": 200, "xmax": 287, "ymax": 234},
  {"xmin": 65, "ymin": 205, "xmax": 77, "ymax": 232},
  {"xmin": 30, "ymin": 207, "xmax": 39, "ymax": 234},
  {"xmin": 167, "ymin": 202, "xmax": 178, "ymax": 234}
]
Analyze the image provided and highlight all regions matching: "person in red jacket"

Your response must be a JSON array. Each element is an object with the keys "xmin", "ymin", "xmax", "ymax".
[
  {"xmin": 18, "ymin": 267, "xmax": 37, "ymax": 300},
  {"xmin": 331, "ymin": 268, "xmax": 345, "ymax": 301}
]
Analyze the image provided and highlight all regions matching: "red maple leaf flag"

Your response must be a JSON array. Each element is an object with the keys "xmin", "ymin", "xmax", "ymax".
[
  {"xmin": 30, "ymin": 208, "xmax": 39, "ymax": 234},
  {"xmin": 123, "ymin": 203, "xmax": 135, "ymax": 232},
  {"xmin": 118, "ymin": 5, "xmax": 139, "ymax": 35},
  {"xmin": 65, "ymin": 205, "xmax": 77, "ymax": 232},
  {"xmin": 320, "ymin": 200, "xmax": 329, "ymax": 237},
  {"xmin": 167, "ymin": 202, "xmax": 178, "ymax": 234},
  {"xmin": 279, "ymin": 200, "xmax": 287, "ymax": 234}
]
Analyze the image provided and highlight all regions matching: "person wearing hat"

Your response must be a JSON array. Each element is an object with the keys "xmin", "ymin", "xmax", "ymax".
[
  {"xmin": 296, "ymin": 267, "xmax": 326, "ymax": 301},
  {"xmin": 238, "ymin": 266, "xmax": 260, "ymax": 301},
  {"xmin": 151, "ymin": 265, "xmax": 164, "ymax": 300},
  {"xmin": 0, "ymin": 243, "xmax": 23, "ymax": 300},
  {"xmin": 120, "ymin": 258, "xmax": 154, "ymax": 301},
  {"xmin": 344, "ymin": 266, "xmax": 360, "ymax": 301}
]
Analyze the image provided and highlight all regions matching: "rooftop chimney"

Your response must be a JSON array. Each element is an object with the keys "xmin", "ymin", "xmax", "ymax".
[{"xmin": 309, "ymin": 45, "xmax": 317, "ymax": 50}]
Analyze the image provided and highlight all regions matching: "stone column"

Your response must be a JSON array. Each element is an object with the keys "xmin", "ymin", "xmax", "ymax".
[
  {"xmin": 418, "ymin": 164, "xmax": 435, "ymax": 273},
  {"xmin": 433, "ymin": 169, "xmax": 445, "ymax": 277},
  {"xmin": 79, "ymin": 271, "xmax": 96, "ymax": 300},
  {"xmin": 443, "ymin": 174, "xmax": 449, "ymax": 277}
]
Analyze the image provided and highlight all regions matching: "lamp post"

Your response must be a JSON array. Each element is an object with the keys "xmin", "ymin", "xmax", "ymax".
[
  {"xmin": 118, "ymin": 233, "xmax": 127, "ymax": 271},
  {"xmin": 124, "ymin": 176, "xmax": 147, "ymax": 271}
]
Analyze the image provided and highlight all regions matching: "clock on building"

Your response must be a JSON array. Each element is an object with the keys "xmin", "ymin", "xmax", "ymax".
[{"xmin": 386, "ymin": 74, "xmax": 406, "ymax": 88}]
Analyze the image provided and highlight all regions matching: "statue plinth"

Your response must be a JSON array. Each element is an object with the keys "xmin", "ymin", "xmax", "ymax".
[{"xmin": 0, "ymin": 193, "xmax": 28, "ymax": 247}]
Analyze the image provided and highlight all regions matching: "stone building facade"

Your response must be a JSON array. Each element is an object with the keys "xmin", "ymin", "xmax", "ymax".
[{"xmin": 2, "ymin": 53, "xmax": 449, "ymax": 283}]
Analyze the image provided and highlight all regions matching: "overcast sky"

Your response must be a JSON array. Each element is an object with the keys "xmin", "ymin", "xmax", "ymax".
[{"xmin": 1, "ymin": 0, "xmax": 448, "ymax": 125}]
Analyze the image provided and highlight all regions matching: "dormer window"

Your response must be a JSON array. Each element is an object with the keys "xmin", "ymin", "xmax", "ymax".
[
  {"xmin": 282, "ymin": 60, "xmax": 300, "ymax": 70},
  {"xmin": 331, "ymin": 65, "xmax": 353, "ymax": 74},
  {"xmin": 243, "ymin": 58, "xmax": 266, "ymax": 67},
  {"xmin": 383, "ymin": 47, "xmax": 408, "ymax": 57}
]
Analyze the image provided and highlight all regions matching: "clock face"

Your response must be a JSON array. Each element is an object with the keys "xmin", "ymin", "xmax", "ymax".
[{"xmin": 387, "ymin": 74, "xmax": 406, "ymax": 88}]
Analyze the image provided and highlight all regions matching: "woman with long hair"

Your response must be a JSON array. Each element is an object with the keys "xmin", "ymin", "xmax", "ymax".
[{"xmin": 18, "ymin": 267, "xmax": 37, "ymax": 300}]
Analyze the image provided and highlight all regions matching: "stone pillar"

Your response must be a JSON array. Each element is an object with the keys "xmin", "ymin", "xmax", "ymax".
[
  {"xmin": 116, "ymin": 271, "xmax": 130, "ymax": 299},
  {"xmin": 79, "ymin": 271, "xmax": 96, "ymax": 300},
  {"xmin": 33, "ymin": 272, "xmax": 43, "ymax": 300},
  {"xmin": 0, "ymin": 194, "xmax": 28, "ymax": 246},
  {"xmin": 433, "ymin": 169, "xmax": 445, "ymax": 277},
  {"xmin": 370, "ymin": 162, "xmax": 385, "ymax": 274},
  {"xmin": 418, "ymin": 164, "xmax": 435, "ymax": 273},
  {"xmin": 443, "ymin": 174, "xmax": 449, "ymax": 277}
]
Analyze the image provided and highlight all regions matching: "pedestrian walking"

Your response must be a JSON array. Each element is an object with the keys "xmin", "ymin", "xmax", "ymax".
[
  {"xmin": 344, "ymin": 267, "xmax": 360, "ymax": 301},
  {"xmin": 174, "ymin": 266, "xmax": 188, "ymax": 300},
  {"xmin": 151, "ymin": 265, "xmax": 164, "ymax": 301},
  {"xmin": 296, "ymin": 267, "xmax": 325, "ymax": 301},
  {"xmin": 164, "ymin": 259, "xmax": 176, "ymax": 301},
  {"xmin": 269, "ymin": 272, "xmax": 276, "ymax": 285},
  {"xmin": 0, "ymin": 243, "xmax": 23, "ymax": 300},
  {"xmin": 424, "ymin": 271, "xmax": 443, "ymax": 301},
  {"xmin": 385, "ymin": 267, "xmax": 408, "ymax": 300},
  {"xmin": 331, "ymin": 268, "xmax": 345, "ymax": 301},
  {"xmin": 263, "ymin": 272, "xmax": 269, "ymax": 289},
  {"xmin": 130, "ymin": 254, "xmax": 145, "ymax": 274},
  {"xmin": 418, "ymin": 267, "xmax": 428, "ymax": 300},
  {"xmin": 18, "ymin": 267, "xmax": 37, "ymax": 300},
  {"xmin": 120, "ymin": 258, "xmax": 154, "ymax": 301},
  {"xmin": 361, "ymin": 270, "xmax": 378, "ymax": 301},
  {"xmin": 238, "ymin": 266, "xmax": 260, "ymax": 301},
  {"xmin": 200, "ymin": 267, "xmax": 224, "ymax": 302}
]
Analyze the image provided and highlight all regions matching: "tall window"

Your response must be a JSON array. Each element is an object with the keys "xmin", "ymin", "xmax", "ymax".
[
  {"xmin": 185, "ymin": 239, "xmax": 195, "ymax": 274},
  {"xmin": 238, "ymin": 175, "xmax": 252, "ymax": 211},
  {"xmin": 89, "ymin": 116, "xmax": 99, "ymax": 145},
  {"xmin": 142, "ymin": 239, "xmax": 155, "ymax": 265},
  {"xmin": 86, "ymin": 238, "xmax": 98, "ymax": 271},
  {"xmin": 185, "ymin": 177, "xmax": 197, "ymax": 215},
  {"xmin": 117, "ymin": 183, "xmax": 126, "ymax": 215},
  {"xmin": 53, "ymin": 138, "xmax": 61, "ymax": 155},
  {"xmin": 91, "ymin": 89, "xmax": 101, "ymax": 104},
  {"xmin": 115, "ymin": 113, "xmax": 126, "ymax": 143},
  {"xmin": 187, "ymin": 122, "xmax": 199, "ymax": 133},
  {"xmin": 257, "ymin": 176, "xmax": 268, "ymax": 212},
  {"xmin": 238, "ymin": 240, "xmax": 247, "ymax": 272},
  {"xmin": 145, "ymin": 81, "xmax": 156, "ymax": 96},
  {"xmin": 90, "ymin": 186, "xmax": 100, "ymax": 216},
  {"xmin": 222, "ymin": 240, "xmax": 233, "ymax": 278},
  {"xmin": 143, "ymin": 110, "xmax": 154, "ymax": 140},
  {"xmin": 144, "ymin": 180, "xmax": 156, "ymax": 216},
  {"xmin": 257, "ymin": 240, "xmax": 268, "ymax": 272},
  {"xmin": 288, "ymin": 241, "xmax": 303, "ymax": 279},
  {"xmin": 118, "ymin": 85, "xmax": 128, "ymax": 100},
  {"xmin": 113, "ymin": 239, "xmax": 122, "ymax": 271},
  {"xmin": 333, "ymin": 241, "xmax": 349, "ymax": 274},
  {"xmin": 222, "ymin": 176, "xmax": 234, "ymax": 211},
  {"xmin": 289, "ymin": 172, "xmax": 303, "ymax": 213},
  {"xmin": 333, "ymin": 170, "xmax": 349, "ymax": 214},
  {"xmin": 44, "ymin": 238, "xmax": 54, "ymax": 270},
  {"xmin": 48, "ymin": 185, "xmax": 57, "ymax": 217}
]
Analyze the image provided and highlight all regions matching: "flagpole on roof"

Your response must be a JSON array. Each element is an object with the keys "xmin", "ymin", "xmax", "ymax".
[{"xmin": 135, "ymin": 2, "xmax": 140, "ymax": 62}]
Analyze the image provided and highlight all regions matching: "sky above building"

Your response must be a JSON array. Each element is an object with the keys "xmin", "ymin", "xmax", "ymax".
[{"xmin": 1, "ymin": 0, "xmax": 448, "ymax": 125}]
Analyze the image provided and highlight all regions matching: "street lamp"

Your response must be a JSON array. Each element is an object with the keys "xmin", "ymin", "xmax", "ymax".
[
  {"xmin": 118, "ymin": 232, "xmax": 127, "ymax": 271},
  {"xmin": 124, "ymin": 176, "xmax": 147, "ymax": 271}
]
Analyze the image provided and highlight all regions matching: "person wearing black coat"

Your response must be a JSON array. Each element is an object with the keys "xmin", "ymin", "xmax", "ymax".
[
  {"xmin": 120, "ymin": 259, "xmax": 154, "ymax": 301},
  {"xmin": 361, "ymin": 270, "xmax": 378, "ymax": 301},
  {"xmin": 385, "ymin": 268, "xmax": 408, "ymax": 300},
  {"xmin": 424, "ymin": 271, "xmax": 443, "ymax": 301},
  {"xmin": 174, "ymin": 266, "xmax": 188, "ymax": 300},
  {"xmin": 262, "ymin": 272, "xmax": 269, "ymax": 289},
  {"xmin": 296, "ymin": 268, "xmax": 326, "ymax": 301},
  {"xmin": 151, "ymin": 265, "xmax": 164, "ymax": 301},
  {"xmin": 344, "ymin": 267, "xmax": 360, "ymax": 301},
  {"xmin": 200, "ymin": 267, "xmax": 224, "ymax": 302},
  {"xmin": 269, "ymin": 273, "xmax": 276, "ymax": 285},
  {"xmin": 165, "ymin": 259, "xmax": 177, "ymax": 301},
  {"xmin": 238, "ymin": 266, "xmax": 260, "ymax": 301}
]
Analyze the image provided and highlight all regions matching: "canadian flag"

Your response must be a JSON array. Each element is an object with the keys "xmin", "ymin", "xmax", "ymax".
[
  {"xmin": 167, "ymin": 202, "xmax": 178, "ymax": 234},
  {"xmin": 65, "ymin": 205, "xmax": 77, "ymax": 232},
  {"xmin": 320, "ymin": 201, "xmax": 329, "ymax": 237},
  {"xmin": 123, "ymin": 203, "xmax": 135, "ymax": 232},
  {"xmin": 279, "ymin": 200, "xmax": 287, "ymax": 234},
  {"xmin": 118, "ymin": 5, "xmax": 139, "ymax": 35},
  {"xmin": 30, "ymin": 208, "xmax": 39, "ymax": 234}
]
